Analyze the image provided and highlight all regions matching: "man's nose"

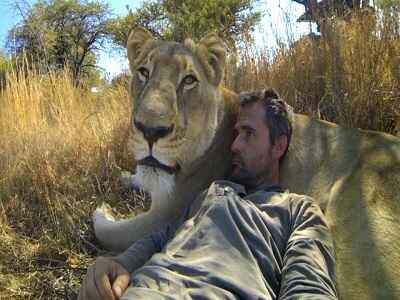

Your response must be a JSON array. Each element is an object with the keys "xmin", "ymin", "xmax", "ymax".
[{"xmin": 231, "ymin": 135, "xmax": 240, "ymax": 154}]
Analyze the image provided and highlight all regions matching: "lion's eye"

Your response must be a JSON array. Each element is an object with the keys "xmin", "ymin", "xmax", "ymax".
[
  {"xmin": 182, "ymin": 75, "xmax": 198, "ymax": 88},
  {"xmin": 137, "ymin": 67, "xmax": 149, "ymax": 82}
]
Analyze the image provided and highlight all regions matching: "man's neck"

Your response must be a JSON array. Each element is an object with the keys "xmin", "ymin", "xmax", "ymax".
[{"xmin": 246, "ymin": 178, "xmax": 280, "ymax": 194}]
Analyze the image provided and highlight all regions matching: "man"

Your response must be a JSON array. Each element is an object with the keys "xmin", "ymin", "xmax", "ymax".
[{"xmin": 79, "ymin": 88, "xmax": 338, "ymax": 300}]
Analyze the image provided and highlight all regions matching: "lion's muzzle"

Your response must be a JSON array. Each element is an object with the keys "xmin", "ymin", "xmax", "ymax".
[{"xmin": 134, "ymin": 119, "xmax": 174, "ymax": 146}]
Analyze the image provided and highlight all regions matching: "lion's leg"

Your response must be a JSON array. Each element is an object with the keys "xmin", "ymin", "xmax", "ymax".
[
  {"xmin": 91, "ymin": 171, "xmax": 150, "ymax": 251},
  {"xmin": 120, "ymin": 171, "xmax": 143, "ymax": 190},
  {"xmin": 93, "ymin": 169, "xmax": 179, "ymax": 252},
  {"xmin": 93, "ymin": 207, "xmax": 168, "ymax": 252}
]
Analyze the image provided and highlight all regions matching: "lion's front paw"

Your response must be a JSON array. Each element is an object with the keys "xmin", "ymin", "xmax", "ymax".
[
  {"xmin": 120, "ymin": 171, "xmax": 143, "ymax": 190},
  {"xmin": 93, "ymin": 202, "xmax": 115, "ymax": 223}
]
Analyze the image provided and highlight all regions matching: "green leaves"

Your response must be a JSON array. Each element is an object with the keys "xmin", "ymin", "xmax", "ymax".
[
  {"xmin": 107, "ymin": 0, "xmax": 261, "ymax": 48},
  {"xmin": 5, "ymin": 0, "xmax": 262, "ymax": 85},
  {"xmin": 7, "ymin": 0, "xmax": 111, "ymax": 86}
]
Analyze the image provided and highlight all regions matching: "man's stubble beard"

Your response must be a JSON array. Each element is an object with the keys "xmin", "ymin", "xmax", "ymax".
[
  {"xmin": 229, "ymin": 165, "xmax": 256, "ymax": 187},
  {"xmin": 229, "ymin": 153, "xmax": 274, "ymax": 190}
]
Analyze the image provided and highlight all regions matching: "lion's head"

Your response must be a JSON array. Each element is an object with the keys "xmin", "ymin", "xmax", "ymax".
[
  {"xmin": 94, "ymin": 28, "xmax": 237, "ymax": 251},
  {"xmin": 125, "ymin": 28, "xmax": 233, "ymax": 198}
]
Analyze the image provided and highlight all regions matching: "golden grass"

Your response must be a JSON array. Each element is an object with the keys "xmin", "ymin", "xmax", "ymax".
[
  {"xmin": 0, "ymin": 67, "xmax": 142, "ymax": 299},
  {"xmin": 0, "ymin": 7, "xmax": 399, "ymax": 299},
  {"xmin": 225, "ymin": 10, "xmax": 399, "ymax": 134}
]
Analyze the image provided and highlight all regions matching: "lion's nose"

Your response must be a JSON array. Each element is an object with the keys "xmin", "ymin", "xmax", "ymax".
[{"xmin": 134, "ymin": 120, "xmax": 174, "ymax": 145}]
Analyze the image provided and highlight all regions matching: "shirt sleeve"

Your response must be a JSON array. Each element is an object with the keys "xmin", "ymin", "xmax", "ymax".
[
  {"xmin": 112, "ymin": 205, "xmax": 191, "ymax": 273},
  {"xmin": 112, "ymin": 228, "xmax": 170, "ymax": 273},
  {"xmin": 278, "ymin": 197, "xmax": 338, "ymax": 299},
  {"xmin": 113, "ymin": 191, "xmax": 206, "ymax": 273}
]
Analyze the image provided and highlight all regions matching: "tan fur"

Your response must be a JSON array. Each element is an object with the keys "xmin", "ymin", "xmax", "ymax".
[
  {"xmin": 93, "ymin": 28, "xmax": 400, "ymax": 299},
  {"xmin": 282, "ymin": 115, "xmax": 400, "ymax": 299}
]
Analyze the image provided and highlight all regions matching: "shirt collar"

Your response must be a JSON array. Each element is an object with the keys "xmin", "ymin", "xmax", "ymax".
[
  {"xmin": 212, "ymin": 180, "xmax": 283, "ymax": 197},
  {"xmin": 262, "ymin": 184, "xmax": 284, "ymax": 193}
]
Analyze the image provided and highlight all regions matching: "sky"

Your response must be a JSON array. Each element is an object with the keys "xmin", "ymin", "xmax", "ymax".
[{"xmin": 0, "ymin": 0, "xmax": 312, "ymax": 79}]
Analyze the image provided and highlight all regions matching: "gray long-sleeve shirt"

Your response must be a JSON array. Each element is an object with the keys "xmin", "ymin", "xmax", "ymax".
[{"xmin": 115, "ymin": 180, "xmax": 338, "ymax": 300}]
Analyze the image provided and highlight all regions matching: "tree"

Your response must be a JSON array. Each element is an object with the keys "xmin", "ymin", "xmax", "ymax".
[
  {"xmin": 107, "ymin": 0, "xmax": 261, "ymax": 48},
  {"xmin": 7, "ymin": 0, "xmax": 111, "ymax": 85}
]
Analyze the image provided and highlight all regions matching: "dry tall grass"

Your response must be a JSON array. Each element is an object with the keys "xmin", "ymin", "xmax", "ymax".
[
  {"xmin": 0, "ymin": 6, "xmax": 399, "ymax": 300},
  {"xmin": 0, "ymin": 67, "xmax": 141, "ymax": 299},
  {"xmin": 225, "ymin": 9, "xmax": 400, "ymax": 135}
]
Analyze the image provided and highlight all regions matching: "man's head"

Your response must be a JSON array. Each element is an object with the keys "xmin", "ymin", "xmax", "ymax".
[{"xmin": 230, "ymin": 88, "xmax": 292, "ymax": 190}]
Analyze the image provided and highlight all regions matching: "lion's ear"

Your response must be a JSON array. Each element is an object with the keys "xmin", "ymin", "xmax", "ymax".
[
  {"xmin": 126, "ymin": 27, "xmax": 155, "ymax": 70},
  {"xmin": 197, "ymin": 33, "xmax": 226, "ymax": 86}
]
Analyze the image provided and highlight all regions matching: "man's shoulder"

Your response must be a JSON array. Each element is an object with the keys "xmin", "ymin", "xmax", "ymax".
[
  {"xmin": 249, "ymin": 188, "xmax": 310, "ymax": 203},
  {"xmin": 285, "ymin": 191, "xmax": 315, "ymax": 205},
  {"xmin": 283, "ymin": 191, "xmax": 326, "ymax": 224},
  {"xmin": 255, "ymin": 189, "xmax": 322, "ymax": 216}
]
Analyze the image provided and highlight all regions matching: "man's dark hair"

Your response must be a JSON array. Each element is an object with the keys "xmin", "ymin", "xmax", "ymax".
[{"xmin": 239, "ymin": 88, "xmax": 292, "ymax": 163}]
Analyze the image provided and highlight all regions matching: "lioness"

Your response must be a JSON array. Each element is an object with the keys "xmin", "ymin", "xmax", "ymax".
[
  {"xmin": 94, "ymin": 27, "xmax": 238, "ymax": 251},
  {"xmin": 94, "ymin": 28, "xmax": 400, "ymax": 299}
]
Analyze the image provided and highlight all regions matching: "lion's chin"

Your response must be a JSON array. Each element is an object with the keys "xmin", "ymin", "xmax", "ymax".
[{"xmin": 134, "ymin": 165, "xmax": 176, "ymax": 200}]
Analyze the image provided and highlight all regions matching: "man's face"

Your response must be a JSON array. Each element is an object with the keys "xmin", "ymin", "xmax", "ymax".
[{"xmin": 230, "ymin": 101, "xmax": 279, "ymax": 188}]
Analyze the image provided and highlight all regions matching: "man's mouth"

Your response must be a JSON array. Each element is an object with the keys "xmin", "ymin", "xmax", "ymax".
[
  {"xmin": 232, "ymin": 156, "xmax": 243, "ymax": 167},
  {"xmin": 137, "ymin": 156, "xmax": 180, "ymax": 174}
]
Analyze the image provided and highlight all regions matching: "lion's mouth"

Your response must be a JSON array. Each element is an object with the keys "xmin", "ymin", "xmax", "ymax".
[{"xmin": 137, "ymin": 156, "xmax": 180, "ymax": 174}]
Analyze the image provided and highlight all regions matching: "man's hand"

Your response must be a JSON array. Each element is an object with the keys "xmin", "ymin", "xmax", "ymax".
[{"xmin": 78, "ymin": 256, "xmax": 130, "ymax": 300}]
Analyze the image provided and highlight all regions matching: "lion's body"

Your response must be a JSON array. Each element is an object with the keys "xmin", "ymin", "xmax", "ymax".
[
  {"xmin": 94, "ymin": 29, "xmax": 400, "ymax": 299},
  {"xmin": 281, "ymin": 114, "xmax": 400, "ymax": 299}
]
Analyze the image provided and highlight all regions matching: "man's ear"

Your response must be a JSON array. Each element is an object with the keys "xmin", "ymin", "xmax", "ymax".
[
  {"xmin": 196, "ymin": 33, "xmax": 226, "ymax": 86},
  {"xmin": 126, "ymin": 27, "xmax": 155, "ymax": 71},
  {"xmin": 272, "ymin": 135, "xmax": 288, "ymax": 161}
]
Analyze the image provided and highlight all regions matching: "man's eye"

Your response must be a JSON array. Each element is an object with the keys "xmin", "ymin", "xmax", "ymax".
[
  {"xmin": 245, "ymin": 130, "xmax": 253, "ymax": 137},
  {"xmin": 137, "ymin": 67, "xmax": 149, "ymax": 82}
]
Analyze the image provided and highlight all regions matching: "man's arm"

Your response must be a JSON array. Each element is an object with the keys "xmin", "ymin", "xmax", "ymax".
[
  {"xmin": 114, "ymin": 189, "xmax": 209, "ymax": 273},
  {"xmin": 113, "ymin": 225, "xmax": 173, "ymax": 273},
  {"xmin": 79, "ymin": 215, "xmax": 185, "ymax": 300},
  {"xmin": 278, "ymin": 197, "xmax": 338, "ymax": 299}
]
